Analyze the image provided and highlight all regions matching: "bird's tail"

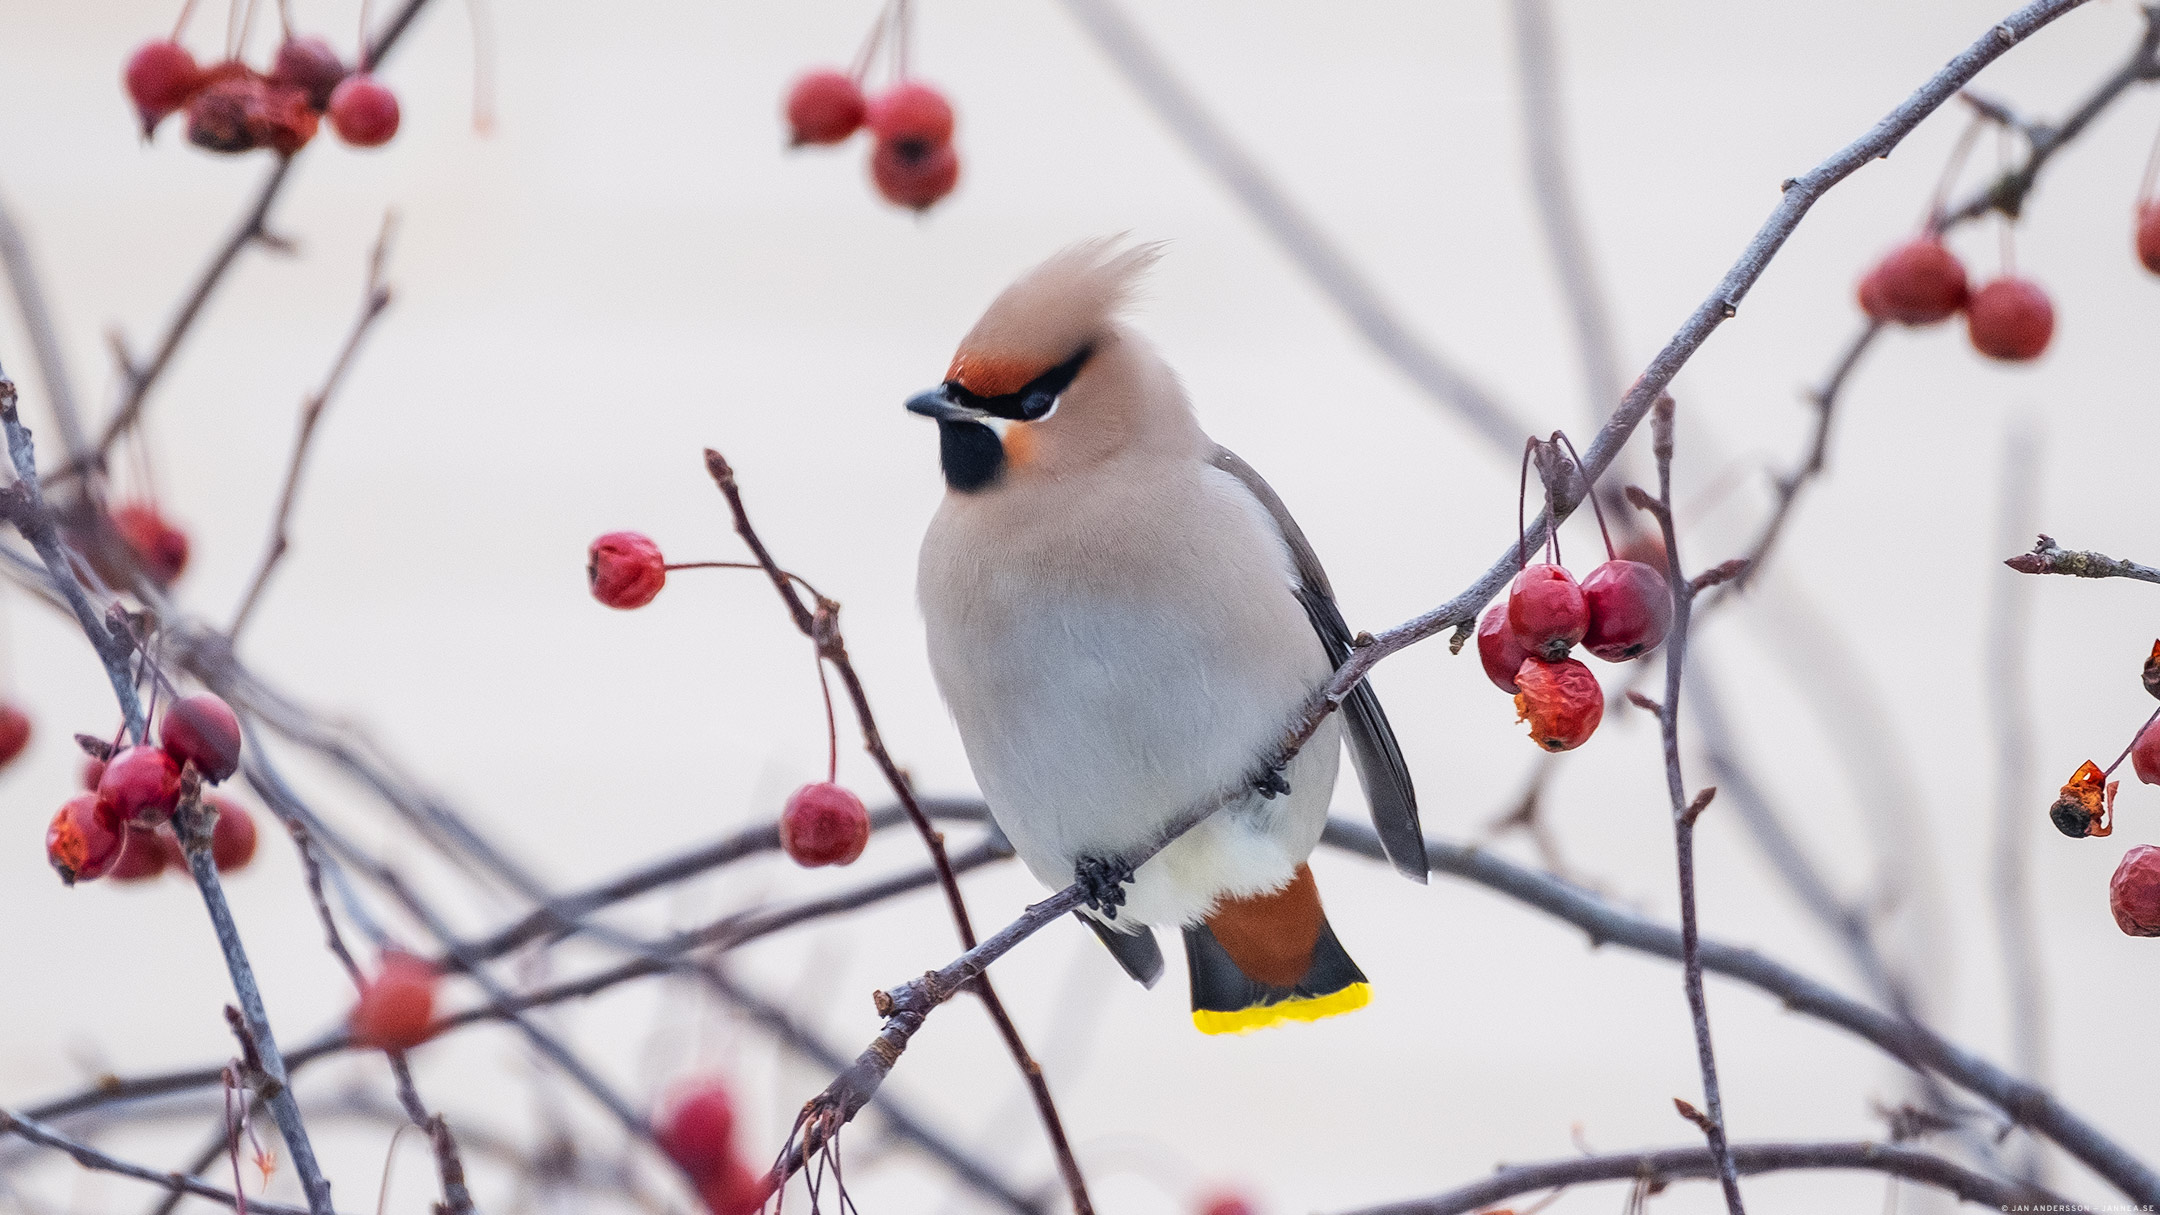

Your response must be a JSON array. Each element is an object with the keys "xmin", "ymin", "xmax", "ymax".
[{"xmin": 1183, "ymin": 864, "xmax": 1369, "ymax": 1035}]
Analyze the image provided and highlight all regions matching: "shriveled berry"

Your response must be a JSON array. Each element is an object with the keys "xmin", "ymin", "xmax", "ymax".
[
  {"xmin": 2143, "ymin": 640, "xmax": 2160, "ymax": 702},
  {"xmin": 48, "ymin": 795, "xmax": 129, "ymax": 885},
  {"xmin": 109, "ymin": 502, "xmax": 190, "ymax": 586},
  {"xmin": 785, "ymin": 69, "xmax": 866, "ymax": 146},
  {"xmin": 186, "ymin": 68, "xmax": 273, "ymax": 153},
  {"xmin": 0, "ymin": 701, "xmax": 29, "ymax": 768},
  {"xmin": 109, "ymin": 826, "xmax": 172, "ymax": 882},
  {"xmin": 588, "ymin": 532, "xmax": 666, "ymax": 609},
  {"xmin": 2111, "ymin": 844, "xmax": 2160, "ymax": 936},
  {"xmin": 209, "ymin": 796, "xmax": 258, "ymax": 872},
  {"xmin": 1506, "ymin": 564, "xmax": 1588, "ymax": 661},
  {"xmin": 1857, "ymin": 238, "xmax": 1967, "ymax": 325},
  {"xmin": 780, "ymin": 782, "xmax": 870, "ymax": 867},
  {"xmin": 100, "ymin": 745, "xmax": 182, "ymax": 824},
  {"xmin": 2137, "ymin": 203, "xmax": 2160, "ymax": 276},
  {"xmin": 1199, "ymin": 1193, "xmax": 1258, "ymax": 1215},
  {"xmin": 866, "ymin": 82, "xmax": 954, "ymax": 147},
  {"xmin": 1513, "ymin": 657, "xmax": 1603, "ymax": 752},
  {"xmin": 1966, "ymin": 277, "xmax": 2054, "ymax": 362},
  {"xmin": 126, "ymin": 40, "xmax": 201, "ymax": 135},
  {"xmin": 162, "ymin": 693, "xmax": 242, "ymax": 783},
  {"xmin": 327, "ymin": 74, "xmax": 400, "ymax": 147},
  {"xmin": 350, "ymin": 952, "xmax": 438, "ymax": 1051},
  {"xmin": 253, "ymin": 82, "xmax": 321, "ymax": 154},
  {"xmin": 699, "ymin": 1159, "xmax": 775, "ymax": 1215},
  {"xmin": 1580, "ymin": 560, "xmax": 1673, "ymax": 662},
  {"xmin": 658, "ymin": 1079, "xmax": 739, "ymax": 1178},
  {"xmin": 2132, "ymin": 718, "xmax": 2160, "ymax": 787},
  {"xmin": 2051, "ymin": 760, "xmax": 2117, "ymax": 839},
  {"xmin": 1476, "ymin": 603, "xmax": 1531, "ymax": 694},
  {"xmin": 270, "ymin": 36, "xmax": 347, "ymax": 110},
  {"xmin": 870, "ymin": 137, "xmax": 960, "ymax": 212}
]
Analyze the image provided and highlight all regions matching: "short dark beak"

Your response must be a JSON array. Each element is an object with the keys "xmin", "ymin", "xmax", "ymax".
[{"xmin": 906, "ymin": 386, "xmax": 984, "ymax": 423}]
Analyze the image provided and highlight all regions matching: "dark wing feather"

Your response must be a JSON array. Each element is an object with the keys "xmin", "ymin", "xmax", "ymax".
[{"xmin": 1208, "ymin": 447, "xmax": 1427, "ymax": 881}]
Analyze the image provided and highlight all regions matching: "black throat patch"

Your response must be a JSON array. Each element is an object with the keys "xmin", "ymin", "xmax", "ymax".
[{"xmin": 938, "ymin": 419, "xmax": 1005, "ymax": 493}]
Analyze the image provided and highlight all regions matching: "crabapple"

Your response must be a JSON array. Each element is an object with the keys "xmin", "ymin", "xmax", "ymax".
[
  {"xmin": 328, "ymin": 75, "xmax": 400, "ymax": 147},
  {"xmin": 1580, "ymin": 560, "xmax": 1673, "ymax": 661},
  {"xmin": 47, "ymin": 795, "xmax": 129, "ymax": 885},
  {"xmin": 350, "ymin": 952, "xmax": 438, "ymax": 1051},
  {"xmin": 99, "ymin": 745, "xmax": 182, "ymax": 824},
  {"xmin": 1965, "ymin": 277, "xmax": 2054, "ymax": 362},
  {"xmin": 1506, "ymin": 564, "xmax": 1588, "ymax": 661},
  {"xmin": 780, "ymin": 782, "xmax": 870, "ymax": 867},
  {"xmin": 161, "ymin": 692, "xmax": 242, "ymax": 783},
  {"xmin": 1513, "ymin": 657, "xmax": 1604, "ymax": 752},
  {"xmin": 1857, "ymin": 238, "xmax": 1967, "ymax": 325},
  {"xmin": 588, "ymin": 532, "xmax": 666, "ymax": 609},
  {"xmin": 785, "ymin": 69, "xmax": 866, "ymax": 146}
]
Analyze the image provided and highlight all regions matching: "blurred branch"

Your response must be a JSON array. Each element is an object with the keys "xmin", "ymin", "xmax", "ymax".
[
  {"xmin": 0, "ymin": 1108, "xmax": 326, "ymax": 1215},
  {"xmin": 1056, "ymin": 0, "xmax": 1531, "ymax": 453},
  {"xmin": 1338, "ymin": 1140, "xmax": 2063, "ymax": 1215},
  {"xmin": 230, "ymin": 217, "xmax": 397, "ymax": 640},
  {"xmin": 2005, "ymin": 534, "xmax": 2160, "ymax": 584},
  {"xmin": 1989, "ymin": 422, "xmax": 2051, "ymax": 1186},
  {"xmin": 1630, "ymin": 397, "xmax": 1746, "ymax": 1214},
  {"xmin": 1509, "ymin": 0, "xmax": 1625, "ymax": 426},
  {"xmin": 1319, "ymin": 818, "xmax": 2160, "ymax": 1205},
  {"xmin": 0, "ymin": 188, "xmax": 87, "ymax": 459}
]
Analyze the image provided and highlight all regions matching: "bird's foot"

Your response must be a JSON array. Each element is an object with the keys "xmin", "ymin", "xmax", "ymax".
[
  {"xmin": 1252, "ymin": 765, "xmax": 1292, "ymax": 799},
  {"xmin": 1074, "ymin": 855, "xmax": 1133, "ymax": 920}
]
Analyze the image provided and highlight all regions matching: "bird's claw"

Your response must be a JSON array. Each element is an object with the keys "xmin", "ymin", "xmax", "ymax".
[
  {"xmin": 1253, "ymin": 766, "xmax": 1292, "ymax": 799},
  {"xmin": 1074, "ymin": 855, "xmax": 1133, "ymax": 919}
]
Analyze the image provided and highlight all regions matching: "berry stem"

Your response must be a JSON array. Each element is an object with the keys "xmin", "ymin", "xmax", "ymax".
[
  {"xmin": 2138, "ymin": 117, "xmax": 2160, "ymax": 209},
  {"xmin": 1996, "ymin": 124, "xmax": 2019, "ymax": 276},
  {"xmin": 172, "ymin": 0, "xmax": 203, "ymax": 41},
  {"xmin": 1551, "ymin": 429, "xmax": 1616, "ymax": 560},
  {"xmin": 661, "ymin": 560, "xmax": 764, "ymax": 573},
  {"xmin": 1923, "ymin": 114, "xmax": 1986, "ymax": 231},
  {"xmin": 815, "ymin": 653, "xmax": 840, "ymax": 785},
  {"xmin": 849, "ymin": 0, "xmax": 896, "ymax": 84},
  {"xmin": 2101, "ymin": 704, "xmax": 2160, "ymax": 778},
  {"xmin": 1517, "ymin": 436, "xmax": 1537, "ymax": 571},
  {"xmin": 357, "ymin": 0, "xmax": 376, "ymax": 71}
]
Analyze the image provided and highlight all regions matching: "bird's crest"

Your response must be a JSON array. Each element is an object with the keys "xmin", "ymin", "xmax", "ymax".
[{"xmin": 947, "ymin": 238, "xmax": 1163, "ymax": 396}]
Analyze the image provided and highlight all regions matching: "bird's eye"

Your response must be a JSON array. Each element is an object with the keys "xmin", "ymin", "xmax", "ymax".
[{"xmin": 1019, "ymin": 390, "xmax": 1061, "ymax": 421}]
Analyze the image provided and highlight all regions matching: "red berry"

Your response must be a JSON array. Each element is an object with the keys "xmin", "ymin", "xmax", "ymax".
[
  {"xmin": 125, "ymin": 40, "xmax": 201, "ymax": 136},
  {"xmin": 327, "ymin": 75, "xmax": 400, "ymax": 147},
  {"xmin": 350, "ymin": 952, "xmax": 438, "ymax": 1051},
  {"xmin": 866, "ymin": 82, "xmax": 954, "ymax": 147},
  {"xmin": 870, "ymin": 137, "xmax": 960, "ymax": 212},
  {"xmin": 785, "ymin": 69, "xmax": 867, "ymax": 146},
  {"xmin": 1199, "ymin": 1194, "xmax": 1258, "ymax": 1215},
  {"xmin": 698, "ymin": 1159, "xmax": 775, "ymax": 1215},
  {"xmin": 2138, "ymin": 203, "xmax": 2160, "ymax": 276},
  {"xmin": 47, "ymin": 795, "xmax": 129, "ymax": 885},
  {"xmin": 1857, "ymin": 238, "xmax": 1968, "ymax": 326},
  {"xmin": 1476, "ymin": 603, "xmax": 1531, "ymax": 694},
  {"xmin": 100, "ymin": 744, "xmax": 182, "ymax": 824},
  {"xmin": 780, "ymin": 782, "xmax": 870, "ymax": 867},
  {"xmin": 209, "ymin": 796, "xmax": 259, "ymax": 872},
  {"xmin": 2131, "ymin": 719, "xmax": 2160, "ymax": 787},
  {"xmin": 162, "ymin": 693, "xmax": 242, "ymax": 783},
  {"xmin": 658, "ymin": 1080, "xmax": 739, "ymax": 1178},
  {"xmin": 1513, "ymin": 657, "xmax": 1604, "ymax": 752},
  {"xmin": 108, "ymin": 502, "xmax": 190, "ymax": 587},
  {"xmin": 185, "ymin": 67, "xmax": 273, "ymax": 153},
  {"xmin": 1580, "ymin": 560, "xmax": 1673, "ymax": 662},
  {"xmin": 109, "ymin": 826, "xmax": 172, "ymax": 882},
  {"xmin": 588, "ymin": 532, "xmax": 666, "ymax": 609},
  {"xmin": 1506, "ymin": 564, "xmax": 1588, "ymax": 661},
  {"xmin": 255, "ymin": 82, "xmax": 321, "ymax": 154},
  {"xmin": 2110, "ymin": 845, "xmax": 2160, "ymax": 937},
  {"xmin": 1965, "ymin": 277, "xmax": 2054, "ymax": 362},
  {"xmin": 270, "ymin": 36, "xmax": 347, "ymax": 111},
  {"xmin": 0, "ymin": 701, "xmax": 28, "ymax": 768}
]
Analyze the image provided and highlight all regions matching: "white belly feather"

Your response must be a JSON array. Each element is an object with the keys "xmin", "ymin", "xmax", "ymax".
[{"xmin": 918, "ymin": 460, "xmax": 1340, "ymax": 928}]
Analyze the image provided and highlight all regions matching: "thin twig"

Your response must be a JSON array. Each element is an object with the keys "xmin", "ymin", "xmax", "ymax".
[
  {"xmin": 1631, "ymin": 397, "xmax": 1746, "ymax": 1213},
  {"xmin": 230, "ymin": 218, "xmax": 397, "ymax": 639},
  {"xmin": 702, "ymin": 449, "xmax": 1095, "ymax": 1214},
  {"xmin": 0, "ymin": 1108, "xmax": 326, "ymax": 1215},
  {"xmin": 2004, "ymin": 533, "xmax": 2160, "ymax": 584},
  {"xmin": 0, "ymin": 188, "xmax": 88, "ymax": 460},
  {"xmin": 1336, "ymin": 1140, "xmax": 2064, "ymax": 1215}
]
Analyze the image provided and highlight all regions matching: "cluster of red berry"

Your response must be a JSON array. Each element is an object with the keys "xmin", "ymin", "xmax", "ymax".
[
  {"xmin": 656, "ymin": 1078, "xmax": 775, "ymax": 1215},
  {"xmin": 1857, "ymin": 236, "xmax": 2055, "ymax": 361},
  {"xmin": 45, "ymin": 693, "xmax": 257, "ymax": 886},
  {"xmin": 1475, "ymin": 442, "xmax": 1673, "ymax": 752},
  {"xmin": 2051, "ymin": 643, "xmax": 2160, "ymax": 937},
  {"xmin": 587, "ymin": 532, "xmax": 875, "ymax": 867},
  {"xmin": 126, "ymin": 29, "xmax": 399, "ymax": 155},
  {"xmin": 781, "ymin": 1, "xmax": 959, "ymax": 213}
]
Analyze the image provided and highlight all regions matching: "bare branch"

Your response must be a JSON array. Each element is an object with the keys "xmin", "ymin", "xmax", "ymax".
[
  {"xmin": 2004, "ymin": 534, "xmax": 2160, "ymax": 584},
  {"xmin": 0, "ymin": 1107, "xmax": 327, "ymax": 1215}
]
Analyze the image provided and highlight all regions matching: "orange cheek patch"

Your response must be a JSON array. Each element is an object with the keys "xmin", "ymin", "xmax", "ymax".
[
  {"xmin": 946, "ymin": 353, "xmax": 1037, "ymax": 398},
  {"xmin": 1000, "ymin": 422, "xmax": 1037, "ymax": 468}
]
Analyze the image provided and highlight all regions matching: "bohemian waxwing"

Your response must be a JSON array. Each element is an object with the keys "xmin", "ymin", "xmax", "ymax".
[{"xmin": 910, "ymin": 240, "xmax": 1424, "ymax": 1034}]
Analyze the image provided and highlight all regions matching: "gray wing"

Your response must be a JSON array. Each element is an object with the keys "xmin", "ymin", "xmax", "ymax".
[{"xmin": 1208, "ymin": 447, "xmax": 1427, "ymax": 882}]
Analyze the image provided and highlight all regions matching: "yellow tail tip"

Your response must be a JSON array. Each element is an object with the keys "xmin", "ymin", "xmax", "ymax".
[{"xmin": 1191, "ymin": 982, "xmax": 1371, "ymax": 1036}]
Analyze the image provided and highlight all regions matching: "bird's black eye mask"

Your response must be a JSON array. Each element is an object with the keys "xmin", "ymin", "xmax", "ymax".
[{"xmin": 944, "ymin": 344, "xmax": 1093, "ymax": 422}]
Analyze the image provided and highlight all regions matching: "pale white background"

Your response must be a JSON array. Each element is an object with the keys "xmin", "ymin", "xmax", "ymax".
[{"xmin": 1, "ymin": 1, "xmax": 2157, "ymax": 1213}]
